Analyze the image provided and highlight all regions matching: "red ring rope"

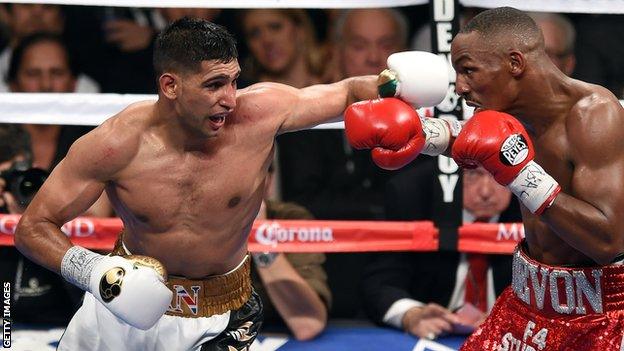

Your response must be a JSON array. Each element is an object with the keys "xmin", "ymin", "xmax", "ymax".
[{"xmin": 0, "ymin": 214, "xmax": 523, "ymax": 253}]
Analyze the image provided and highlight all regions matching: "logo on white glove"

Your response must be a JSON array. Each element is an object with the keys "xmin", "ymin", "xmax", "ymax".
[
  {"xmin": 500, "ymin": 134, "xmax": 528, "ymax": 166},
  {"xmin": 100, "ymin": 267, "xmax": 125, "ymax": 302}
]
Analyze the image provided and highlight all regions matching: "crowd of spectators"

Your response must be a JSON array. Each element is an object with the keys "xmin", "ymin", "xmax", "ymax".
[{"xmin": 0, "ymin": 2, "xmax": 622, "ymax": 342}]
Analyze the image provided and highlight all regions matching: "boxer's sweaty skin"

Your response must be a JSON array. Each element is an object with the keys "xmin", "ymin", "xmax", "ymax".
[
  {"xmin": 15, "ymin": 58, "xmax": 377, "ymax": 278},
  {"xmin": 451, "ymin": 31, "xmax": 624, "ymax": 266}
]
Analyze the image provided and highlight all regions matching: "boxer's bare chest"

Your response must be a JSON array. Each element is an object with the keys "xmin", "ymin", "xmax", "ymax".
[
  {"xmin": 521, "ymin": 117, "xmax": 594, "ymax": 264},
  {"xmin": 107, "ymin": 128, "xmax": 274, "ymax": 236}
]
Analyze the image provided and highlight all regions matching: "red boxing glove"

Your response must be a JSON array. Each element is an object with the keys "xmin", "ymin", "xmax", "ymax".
[
  {"xmin": 451, "ymin": 110, "xmax": 534, "ymax": 185},
  {"xmin": 345, "ymin": 98, "xmax": 425, "ymax": 170},
  {"xmin": 452, "ymin": 110, "xmax": 561, "ymax": 214}
]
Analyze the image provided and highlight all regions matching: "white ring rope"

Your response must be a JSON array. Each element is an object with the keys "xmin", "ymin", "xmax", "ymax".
[
  {"xmin": 461, "ymin": 0, "xmax": 624, "ymax": 14},
  {"xmin": 0, "ymin": 93, "xmax": 620, "ymax": 128},
  {"xmin": 7, "ymin": 0, "xmax": 624, "ymax": 13},
  {"xmin": 0, "ymin": 92, "xmax": 353, "ymax": 129},
  {"xmin": 7, "ymin": 0, "xmax": 427, "ymax": 9}
]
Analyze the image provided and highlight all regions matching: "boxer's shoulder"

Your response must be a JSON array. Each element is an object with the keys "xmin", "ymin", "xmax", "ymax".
[
  {"xmin": 98, "ymin": 101, "xmax": 153, "ymax": 138},
  {"xmin": 237, "ymin": 82, "xmax": 295, "ymax": 104},
  {"xmin": 70, "ymin": 107, "xmax": 146, "ymax": 177},
  {"xmin": 565, "ymin": 86, "xmax": 624, "ymax": 144},
  {"xmin": 568, "ymin": 82, "xmax": 622, "ymax": 121},
  {"xmin": 235, "ymin": 82, "xmax": 297, "ymax": 120}
]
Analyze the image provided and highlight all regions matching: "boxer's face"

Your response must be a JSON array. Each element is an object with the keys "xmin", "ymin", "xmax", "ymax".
[
  {"xmin": 175, "ymin": 59, "xmax": 239, "ymax": 138},
  {"xmin": 451, "ymin": 32, "xmax": 517, "ymax": 112},
  {"xmin": 463, "ymin": 167, "xmax": 511, "ymax": 220}
]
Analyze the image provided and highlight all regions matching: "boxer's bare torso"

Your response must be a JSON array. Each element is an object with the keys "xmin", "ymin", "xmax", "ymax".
[
  {"xmin": 15, "ymin": 57, "xmax": 376, "ymax": 278},
  {"xmin": 452, "ymin": 31, "xmax": 624, "ymax": 266},
  {"xmin": 516, "ymin": 80, "xmax": 624, "ymax": 266},
  {"xmin": 105, "ymin": 96, "xmax": 276, "ymax": 278}
]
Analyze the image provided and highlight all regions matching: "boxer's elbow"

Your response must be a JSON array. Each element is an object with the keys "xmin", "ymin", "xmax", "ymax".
[
  {"xmin": 13, "ymin": 214, "xmax": 45, "ymax": 255},
  {"xmin": 14, "ymin": 215, "xmax": 35, "ymax": 252}
]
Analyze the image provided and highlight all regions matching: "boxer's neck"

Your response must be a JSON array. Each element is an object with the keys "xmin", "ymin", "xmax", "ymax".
[{"xmin": 505, "ymin": 67, "xmax": 574, "ymax": 136}]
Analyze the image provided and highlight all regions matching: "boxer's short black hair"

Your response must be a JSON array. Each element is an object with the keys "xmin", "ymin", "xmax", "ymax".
[
  {"xmin": 154, "ymin": 17, "xmax": 238, "ymax": 76},
  {"xmin": 460, "ymin": 7, "xmax": 541, "ymax": 46}
]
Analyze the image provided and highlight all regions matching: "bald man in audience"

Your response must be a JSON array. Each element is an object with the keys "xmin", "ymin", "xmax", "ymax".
[
  {"xmin": 332, "ymin": 8, "xmax": 407, "ymax": 79},
  {"xmin": 529, "ymin": 12, "xmax": 576, "ymax": 76}
]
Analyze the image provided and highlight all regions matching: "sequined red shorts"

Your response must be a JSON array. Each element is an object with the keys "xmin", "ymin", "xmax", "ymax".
[{"xmin": 461, "ymin": 244, "xmax": 624, "ymax": 351}]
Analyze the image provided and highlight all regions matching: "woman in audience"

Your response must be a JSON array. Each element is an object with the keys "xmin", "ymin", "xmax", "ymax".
[{"xmin": 240, "ymin": 9, "xmax": 327, "ymax": 88}]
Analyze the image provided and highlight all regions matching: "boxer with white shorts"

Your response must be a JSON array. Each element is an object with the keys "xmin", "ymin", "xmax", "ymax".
[{"xmin": 13, "ymin": 17, "xmax": 449, "ymax": 351}]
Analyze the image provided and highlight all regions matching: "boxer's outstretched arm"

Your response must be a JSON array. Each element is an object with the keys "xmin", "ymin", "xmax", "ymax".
[
  {"xmin": 274, "ymin": 76, "xmax": 378, "ymax": 134},
  {"xmin": 541, "ymin": 99, "xmax": 624, "ymax": 264},
  {"xmin": 14, "ymin": 117, "xmax": 135, "ymax": 273}
]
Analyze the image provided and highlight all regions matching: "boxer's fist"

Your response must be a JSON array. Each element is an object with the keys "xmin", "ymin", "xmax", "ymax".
[
  {"xmin": 452, "ymin": 110, "xmax": 560, "ymax": 214},
  {"xmin": 345, "ymin": 98, "xmax": 425, "ymax": 170},
  {"xmin": 452, "ymin": 110, "xmax": 534, "ymax": 185},
  {"xmin": 89, "ymin": 255, "xmax": 172, "ymax": 330},
  {"xmin": 377, "ymin": 51, "xmax": 449, "ymax": 108}
]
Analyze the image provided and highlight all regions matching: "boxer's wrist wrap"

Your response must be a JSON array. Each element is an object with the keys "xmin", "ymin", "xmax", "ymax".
[
  {"xmin": 508, "ymin": 160, "xmax": 561, "ymax": 215},
  {"xmin": 61, "ymin": 246, "xmax": 103, "ymax": 291},
  {"xmin": 421, "ymin": 118, "xmax": 461, "ymax": 156}
]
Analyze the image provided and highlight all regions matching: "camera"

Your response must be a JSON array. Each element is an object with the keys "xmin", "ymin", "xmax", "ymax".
[{"xmin": 0, "ymin": 160, "xmax": 49, "ymax": 207}]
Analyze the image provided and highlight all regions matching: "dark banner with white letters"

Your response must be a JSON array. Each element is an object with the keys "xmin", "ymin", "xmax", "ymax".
[{"xmin": 430, "ymin": 0, "xmax": 463, "ymax": 251}]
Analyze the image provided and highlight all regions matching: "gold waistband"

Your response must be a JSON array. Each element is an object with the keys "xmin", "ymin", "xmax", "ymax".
[{"xmin": 112, "ymin": 232, "xmax": 252, "ymax": 318}]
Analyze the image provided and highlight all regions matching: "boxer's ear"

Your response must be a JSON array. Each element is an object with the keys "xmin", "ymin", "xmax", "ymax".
[
  {"xmin": 159, "ymin": 73, "xmax": 177, "ymax": 100},
  {"xmin": 508, "ymin": 50, "xmax": 526, "ymax": 77}
]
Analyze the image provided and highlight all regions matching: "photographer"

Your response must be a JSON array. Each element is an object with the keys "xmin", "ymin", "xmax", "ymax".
[
  {"xmin": 0, "ymin": 125, "xmax": 32, "ymax": 214},
  {"xmin": 0, "ymin": 124, "xmax": 82, "ymax": 324}
]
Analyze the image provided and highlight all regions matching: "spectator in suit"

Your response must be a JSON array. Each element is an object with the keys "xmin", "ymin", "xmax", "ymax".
[
  {"xmin": 362, "ymin": 158, "xmax": 522, "ymax": 340},
  {"xmin": 251, "ymin": 163, "xmax": 331, "ymax": 340},
  {"xmin": 276, "ymin": 8, "xmax": 409, "ymax": 321}
]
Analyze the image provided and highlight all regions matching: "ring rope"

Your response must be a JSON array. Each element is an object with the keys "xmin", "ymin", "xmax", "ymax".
[
  {"xmin": 0, "ymin": 214, "xmax": 522, "ymax": 254},
  {"xmin": 0, "ymin": 93, "xmax": 620, "ymax": 128},
  {"xmin": 6, "ymin": 0, "xmax": 624, "ymax": 13}
]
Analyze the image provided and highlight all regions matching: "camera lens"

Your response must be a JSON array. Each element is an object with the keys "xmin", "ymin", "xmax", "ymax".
[{"xmin": 13, "ymin": 168, "xmax": 48, "ymax": 206}]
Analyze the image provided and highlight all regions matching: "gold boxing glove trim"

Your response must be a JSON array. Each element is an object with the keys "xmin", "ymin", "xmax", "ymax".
[{"xmin": 126, "ymin": 255, "xmax": 168, "ymax": 280}]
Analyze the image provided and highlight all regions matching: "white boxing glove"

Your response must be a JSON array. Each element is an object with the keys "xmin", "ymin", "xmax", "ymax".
[
  {"xmin": 378, "ymin": 51, "xmax": 450, "ymax": 108},
  {"xmin": 61, "ymin": 246, "xmax": 173, "ymax": 330}
]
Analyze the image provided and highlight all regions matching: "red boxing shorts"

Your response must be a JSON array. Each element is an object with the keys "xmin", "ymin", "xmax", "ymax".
[{"xmin": 461, "ymin": 243, "xmax": 624, "ymax": 351}]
